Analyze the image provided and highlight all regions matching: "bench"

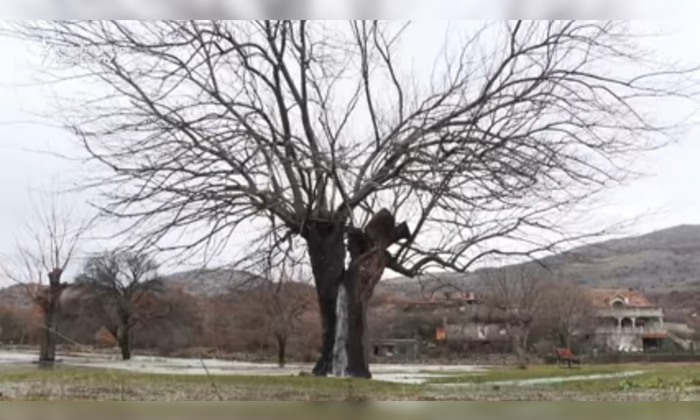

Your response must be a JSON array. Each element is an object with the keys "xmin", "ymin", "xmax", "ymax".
[{"xmin": 555, "ymin": 348, "xmax": 581, "ymax": 368}]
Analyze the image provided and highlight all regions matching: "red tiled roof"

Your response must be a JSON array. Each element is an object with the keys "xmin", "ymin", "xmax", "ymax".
[{"xmin": 586, "ymin": 288, "xmax": 655, "ymax": 309}]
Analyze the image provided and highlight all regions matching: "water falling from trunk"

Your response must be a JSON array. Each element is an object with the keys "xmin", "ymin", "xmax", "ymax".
[{"xmin": 332, "ymin": 282, "xmax": 349, "ymax": 377}]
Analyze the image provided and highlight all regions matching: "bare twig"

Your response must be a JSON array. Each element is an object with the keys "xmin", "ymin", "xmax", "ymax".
[{"xmin": 199, "ymin": 357, "xmax": 224, "ymax": 401}]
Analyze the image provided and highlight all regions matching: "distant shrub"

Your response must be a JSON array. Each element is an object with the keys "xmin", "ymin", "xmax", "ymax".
[{"xmin": 94, "ymin": 327, "xmax": 116, "ymax": 348}]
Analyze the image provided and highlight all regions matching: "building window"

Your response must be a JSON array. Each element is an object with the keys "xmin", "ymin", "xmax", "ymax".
[{"xmin": 612, "ymin": 300, "xmax": 625, "ymax": 309}]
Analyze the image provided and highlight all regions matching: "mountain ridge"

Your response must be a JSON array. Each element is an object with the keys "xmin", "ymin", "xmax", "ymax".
[
  {"xmin": 377, "ymin": 224, "xmax": 700, "ymax": 299},
  {"xmin": 3, "ymin": 224, "xmax": 700, "ymax": 303}
]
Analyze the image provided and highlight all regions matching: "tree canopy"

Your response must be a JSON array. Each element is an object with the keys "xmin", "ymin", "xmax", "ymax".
[{"xmin": 7, "ymin": 20, "xmax": 694, "ymax": 273}]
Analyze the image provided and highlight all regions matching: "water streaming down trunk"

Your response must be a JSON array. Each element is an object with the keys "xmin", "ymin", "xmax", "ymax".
[
  {"xmin": 306, "ymin": 222, "xmax": 345, "ymax": 376},
  {"xmin": 308, "ymin": 210, "xmax": 408, "ymax": 379},
  {"xmin": 308, "ymin": 224, "xmax": 372, "ymax": 379},
  {"xmin": 332, "ymin": 283, "xmax": 349, "ymax": 377}
]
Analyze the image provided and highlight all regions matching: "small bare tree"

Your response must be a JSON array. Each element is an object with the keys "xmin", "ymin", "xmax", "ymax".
[
  {"xmin": 1, "ymin": 193, "xmax": 89, "ymax": 365},
  {"xmin": 253, "ymin": 281, "xmax": 316, "ymax": 368},
  {"xmin": 540, "ymin": 280, "xmax": 594, "ymax": 349},
  {"xmin": 75, "ymin": 251, "xmax": 166, "ymax": 360},
  {"xmin": 481, "ymin": 264, "xmax": 550, "ymax": 369}
]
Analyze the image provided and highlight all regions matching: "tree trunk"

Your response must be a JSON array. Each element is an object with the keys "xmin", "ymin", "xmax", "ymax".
[
  {"xmin": 511, "ymin": 325, "xmax": 529, "ymax": 370},
  {"xmin": 277, "ymin": 336, "xmax": 287, "ymax": 368},
  {"xmin": 333, "ymin": 268, "xmax": 371, "ymax": 378},
  {"xmin": 306, "ymin": 222, "xmax": 345, "ymax": 376},
  {"xmin": 306, "ymin": 220, "xmax": 381, "ymax": 379},
  {"xmin": 560, "ymin": 331, "xmax": 571, "ymax": 349},
  {"xmin": 118, "ymin": 328, "xmax": 131, "ymax": 361},
  {"xmin": 39, "ymin": 304, "xmax": 57, "ymax": 365},
  {"xmin": 513, "ymin": 337, "xmax": 527, "ymax": 370},
  {"xmin": 39, "ymin": 274, "xmax": 62, "ymax": 365}
]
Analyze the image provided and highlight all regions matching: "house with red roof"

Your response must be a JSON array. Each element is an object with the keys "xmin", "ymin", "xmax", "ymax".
[{"xmin": 587, "ymin": 288, "xmax": 666, "ymax": 352}]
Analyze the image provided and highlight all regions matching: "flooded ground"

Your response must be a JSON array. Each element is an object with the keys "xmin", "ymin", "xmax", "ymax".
[
  {"xmin": 1, "ymin": 349, "xmax": 699, "ymax": 400},
  {"xmin": 0, "ymin": 349, "xmax": 487, "ymax": 384}
]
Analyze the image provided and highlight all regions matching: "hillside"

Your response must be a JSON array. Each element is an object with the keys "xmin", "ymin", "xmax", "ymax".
[
  {"xmin": 542, "ymin": 225, "xmax": 700, "ymax": 292},
  {"xmin": 377, "ymin": 225, "xmax": 700, "ymax": 299},
  {"xmin": 3, "ymin": 225, "xmax": 700, "ymax": 306},
  {"xmin": 0, "ymin": 267, "xmax": 266, "ymax": 307},
  {"xmin": 0, "ymin": 284, "xmax": 34, "ymax": 309},
  {"xmin": 163, "ymin": 268, "xmax": 266, "ymax": 297}
]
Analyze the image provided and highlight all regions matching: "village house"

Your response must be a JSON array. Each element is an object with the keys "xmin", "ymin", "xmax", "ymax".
[
  {"xmin": 440, "ymin": 287, "xmax": 672, "ymax": 354},
  {"xmin": 374, "ymin": 285, "xmax": 696, "ymax": 358},
  {"xmin": 587, "ymin": 288, "xmax": 666, "ymax": 353},
  {"xmin": 441, "ymin": 299, "xmax": 510, "ymax": 347}
]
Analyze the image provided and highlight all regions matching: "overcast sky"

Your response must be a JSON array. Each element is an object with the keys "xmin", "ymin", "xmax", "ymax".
[
  {"xmin": 0, "ymin": 1, "xmax": 696, "ymax": 19},
  {"xmin": 1, "ymin": 19, "xmax": 700, "ymax": 285}
]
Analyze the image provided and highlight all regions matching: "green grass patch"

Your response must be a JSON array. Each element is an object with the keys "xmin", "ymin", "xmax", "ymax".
[
  {"xmin": 0, "ymin": 367, "xmax": 401, "ymax": 389},
  {"xmin": 426, "ymin": 363, "xmax": 700, "ymax": 394},
  {"xmin": 419, "ymin": 370, "xmax": 476, "ymax": 376},
  {"xmin": 427, "ymin": 364, "xmax": 634, "ymax": 385},
  {"xmin": 555, "ymin": 364, "xmax": 700, "ymax": 393},
  {"xmin": 0, "ymin": 367, "xmax": 421, "ymax": 400},
  {"xmin": 3, "ymin": 363, "xmax": 700, "ymax": 400}
]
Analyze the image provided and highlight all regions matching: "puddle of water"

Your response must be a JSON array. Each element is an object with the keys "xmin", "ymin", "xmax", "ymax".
[
  {"xmin": 373, "ymin": 373, "xmax": 461, "ymax": 385},
  {"xmin": 491, "ymin": 371, "xmax": 646, "ymax": 387},
  {"xmin": 0, "ymin": 350, "xmax": 487, "ymax": 384}
]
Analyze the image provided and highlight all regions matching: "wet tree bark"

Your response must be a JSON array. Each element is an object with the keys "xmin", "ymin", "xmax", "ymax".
[
  {"xmin": 341, "ymin": 271, "xmax": 371, "ymax": 378},
  {"xmin": 306, "ymin": 221, "xmax": 345, "ymax": 377},
  {"xmin": 331, "ymin": 282, "xmax": 349, "ymax": 376},
  {"xmin": 331, "ymin": 278, "xmax": 371, "ymax": 378},
  {"xmin": 332, "ymin": 234, "xmax": 394, "ymax": 378},
  {"xmin": 307, "ymin": 211, "xmax": 408, "ymax": 379}
]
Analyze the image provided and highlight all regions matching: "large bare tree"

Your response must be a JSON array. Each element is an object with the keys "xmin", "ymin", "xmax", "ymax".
[
  {"xmin": 1, "ymin": 193, "xmax": 89, "ymax": 365},
  {"xmin": 7, "ymin": 20, "xmax": 696, "ymax": 377}
]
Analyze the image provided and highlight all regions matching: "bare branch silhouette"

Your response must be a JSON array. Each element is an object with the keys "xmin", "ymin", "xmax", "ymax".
[
  {"xmin": 7, "ymin": 20, "xmax": 697, "ymax": 376},
  {"xmin": 1, "ymin": 191, "xmax": 91, "ymax": 364}
]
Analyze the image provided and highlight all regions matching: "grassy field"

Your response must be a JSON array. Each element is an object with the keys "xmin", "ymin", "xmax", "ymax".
[
  {"xmin": 424, "ymin": 364, "xmax": 637, "ymax": 384},
  {"xmin": 430, "ymin": 363, "xmax": 700, "ymax": 401},
  {"xmin": 1, "ymin": 363, "xmax": 700, "ymax": 400},
  {"xmin": 0, "ymin": 367, "xmax": 420, "ymax": 401}
]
